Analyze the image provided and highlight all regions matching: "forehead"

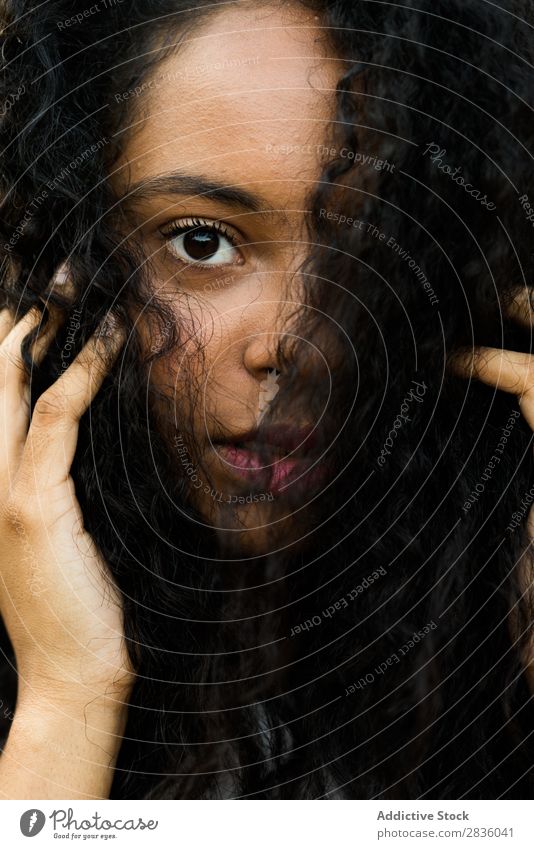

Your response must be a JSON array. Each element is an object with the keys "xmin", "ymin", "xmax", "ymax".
[{"xmin": 116, "ymin": 3, "xmax": 340, "ymax": 202}]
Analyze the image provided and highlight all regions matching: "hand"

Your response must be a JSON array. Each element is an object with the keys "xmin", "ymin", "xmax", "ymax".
[
  {"xmin": 447, "ymin": 289, "xmax": 534, "ymax": 478},
  {"xmin": 0, "ymin": 305, "xmax": 135, "ymax": 712},
  {"xmin": 447, "ymin": 288, "xmax": 534, "ymax": 686}
]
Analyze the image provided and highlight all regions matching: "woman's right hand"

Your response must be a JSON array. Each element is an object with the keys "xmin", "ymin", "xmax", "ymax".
[{"xmin": 0, "ymin": 305, "xmax": 135, "ymax": 713}]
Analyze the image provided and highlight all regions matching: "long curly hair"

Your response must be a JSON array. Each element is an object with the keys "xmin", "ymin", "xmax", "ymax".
[{"xmin": 1, "ymin": 0, "xmax": 534, "ymax": 798}]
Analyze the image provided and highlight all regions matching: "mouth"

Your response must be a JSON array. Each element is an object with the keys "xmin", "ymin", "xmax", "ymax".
[{"xmin": 213, "ymin": 425, "xmax": 318, "ymax": 495}]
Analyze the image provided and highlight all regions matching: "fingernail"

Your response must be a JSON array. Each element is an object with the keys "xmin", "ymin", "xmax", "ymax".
[
  {"xmin": 97, "ymin": 311, "xmax": 119, "ymax": 340},
  {"xmin": 53, "ymin": 261, "xmax": 71, "ymax": 287}
]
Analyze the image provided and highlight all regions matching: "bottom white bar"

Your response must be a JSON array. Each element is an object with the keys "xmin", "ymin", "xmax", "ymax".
[{"xmin": 1, "ymin": 799, "xmax": 532, "ymax": 847}]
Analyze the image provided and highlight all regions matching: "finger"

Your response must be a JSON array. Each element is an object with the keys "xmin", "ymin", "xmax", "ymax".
[
  {"xmin": 0, "ymin": 309, "xmax": 45, "ymax": 477},
  {"xmin": 0, "ymin": 307, "xmax": 16, "ymax": 344},
  {"xmin": 502, "ymin": 287, "xmax": 534, "ymax": 329},
  {"xmin": 448, "ymin": 347, "xmax": 534, "ymax": 397},
  {"xmin": 31, "ymin": 308, "xmax": 67, "ymax": 372},
  {"xmin": 517, "ymin": 391, "xmax": 534, "ymax": 436},
  {"xmin": 0, "ymin": 308, "xmax": 66, "ymax": 476},
  {"xmin": 20, "ymin": 314, "xmax": 126, "ymax": 492},
  {"xmin": 45, "ymin": 259, "xmax": 76, "ymax": 302},
  {"xmin": 0, "ymin": 304, "xmax": 66, "ymax": 446},
  {"xmin": 0, "ymin": 307, "xmax": 41, "ymax": 387},
  {"xmin": 0, "ymin": 306, "xmax": 62, "ymax": 391},
  {"xmin": 448, "ymin": 345, "xmax": 534, "ymax": 439}
]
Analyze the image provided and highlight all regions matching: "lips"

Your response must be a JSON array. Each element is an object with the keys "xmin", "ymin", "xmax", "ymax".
[
  {"xmin": 224, "ymin": 425, "xmax": 316, "ymax": 455},
  {"xmin": 214, "ymin": 425, "xmax": 317, "ymax": 495},
  {"xmin": 216, "ymin": 443, "xmax": 300, "ymax": 492}
]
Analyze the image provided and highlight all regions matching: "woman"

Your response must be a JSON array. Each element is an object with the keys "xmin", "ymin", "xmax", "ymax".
[{"xmin": 0, "ymin": 0, "xmax": 534, "ymax": 800}]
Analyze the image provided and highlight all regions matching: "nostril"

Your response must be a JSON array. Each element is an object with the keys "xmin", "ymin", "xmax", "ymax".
[{"xmin": 243, "ymin": 331, "xmax": 283, "ymax": 379}]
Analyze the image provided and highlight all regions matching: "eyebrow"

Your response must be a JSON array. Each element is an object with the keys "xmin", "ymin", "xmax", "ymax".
[{"xmin": 124, "ymin": 169, "xmax": 276, "ymax": 219}]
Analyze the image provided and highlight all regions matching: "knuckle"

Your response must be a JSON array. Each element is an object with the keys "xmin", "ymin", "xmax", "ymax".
[
  {"xmin": 520, "ymin": 383, "xmax": 534, "ymax": 402},
  {"xmin": 525, "ymin": 364, "xmax": 534, "ymax": 387},
  {"xmin": 516, "ymin": 365, "xmax": 534, "ymax": 395},
  {"xmin": 2, "ymin": 467, "xmax": 42, "ymax": 531},
  {"xmin": 0, "ymin": 343, "xmax": 21, "ymax": 376},
  {"xmin": 32, "ymin": 389, "xmax": 67, "ymax": 425},
  {"xmin": 2, "ymin": 491, "xmax": 33, "ymax": 533}
]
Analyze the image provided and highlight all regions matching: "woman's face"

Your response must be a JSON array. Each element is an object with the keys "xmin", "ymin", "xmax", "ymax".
[{"xmin": 113, "ymin": 2, "xmax": 339, "ymax": 546}]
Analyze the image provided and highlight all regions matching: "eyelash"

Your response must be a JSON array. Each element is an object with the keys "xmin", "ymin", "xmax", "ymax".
[{"xmin": 160, "ymin": 216, "xmax": 244, "ymax": 269}]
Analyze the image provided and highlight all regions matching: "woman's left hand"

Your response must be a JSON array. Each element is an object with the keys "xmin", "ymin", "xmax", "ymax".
[
  {"xmin": 448, "ymin": 288, "xmax": 534, "ymax": 684},
  {"xmin": 448, "ymin": 289, "xmax": 534, "ymax": 475}
]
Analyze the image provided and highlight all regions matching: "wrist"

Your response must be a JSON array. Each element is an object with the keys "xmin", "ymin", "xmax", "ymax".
[
  {"xmin": 4, "ymin": 687, "xmax": 129, "ymax": 798},
  {"xmin": 16, "ymin": 644, "xmax": 136, "ymax": 705},
  {"xmin": 14, "ymin": 683, "xmax": 130, "ymax": 757},
  {"xmin": 16, "ymin": 665, "xmax": 134, "ymax": 721}
]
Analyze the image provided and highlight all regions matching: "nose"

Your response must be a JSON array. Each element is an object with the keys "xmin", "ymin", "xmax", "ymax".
[
  {"xmin": 242, "ymin": 260, "xmax": 304, "ymax": 382},
  {"xmin": 242, "ymin": 330, "xmax": 282, "ymax": 380}
]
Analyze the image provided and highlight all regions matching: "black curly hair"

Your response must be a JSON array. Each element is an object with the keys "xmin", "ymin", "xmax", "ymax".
[{"xmin": 1, "ymin": 0, "xmax": 534, "ymax": 799}]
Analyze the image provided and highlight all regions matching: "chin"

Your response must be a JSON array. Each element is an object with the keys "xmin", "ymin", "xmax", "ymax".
[{"xmin": 199, "ymin": 498, "xmax": 304, "ymax": 558}]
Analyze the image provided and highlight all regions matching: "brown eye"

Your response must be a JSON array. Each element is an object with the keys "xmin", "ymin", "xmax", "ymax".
[
  {"xmin": 184, "ymin": 227, "xmax": 221, "ymax": 261},
  {"xmin": 163, "ymin": 219, "xmax": 244, "ymax": 267}
]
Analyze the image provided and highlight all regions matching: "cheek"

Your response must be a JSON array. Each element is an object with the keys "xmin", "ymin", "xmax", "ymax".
[
  {"xmin": 144, "ymin": 312, "xmax": 241, "ymax": 411},
  {"xmin": 138, "ymin": 281, "xmax": 269, "ymax": 419}
]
